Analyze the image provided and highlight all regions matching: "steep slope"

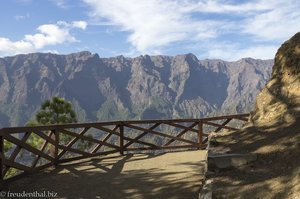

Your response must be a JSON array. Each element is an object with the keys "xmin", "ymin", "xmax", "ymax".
[
  {"xmin": 0, "ymin": 52, "xmax": 273, "ymax": 127},
  {"xmin": 211, "ymin": 33, "xmax": 300, "ymax": 198},
  {"xmin": 250, "ymin": 32, "xmax": 300, "ymax": 127}
]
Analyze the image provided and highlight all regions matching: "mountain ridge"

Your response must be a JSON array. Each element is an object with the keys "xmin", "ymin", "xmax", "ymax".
[{"xmin": 0, "ymin": 51, "xmax": 274, "ymax": 127}]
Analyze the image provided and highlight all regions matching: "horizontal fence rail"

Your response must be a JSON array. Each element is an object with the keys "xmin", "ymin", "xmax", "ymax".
[{"xmin": 0, "ymin": 113, "xmax": 249, "ymax": 186}]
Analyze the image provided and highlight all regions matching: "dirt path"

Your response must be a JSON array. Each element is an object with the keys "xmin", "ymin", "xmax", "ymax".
[
  {"xmin": 209, "ymin": 121, "xmax": 300, "ymax": 199},
  {"xmin": 6, "ymin": 150, "xmax": 207, "ymax": 199}
]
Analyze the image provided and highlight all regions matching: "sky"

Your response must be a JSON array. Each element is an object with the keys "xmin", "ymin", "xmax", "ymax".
[{"xmin": 0, "ymin": 0, "xmax": 299, "ymax": 61}]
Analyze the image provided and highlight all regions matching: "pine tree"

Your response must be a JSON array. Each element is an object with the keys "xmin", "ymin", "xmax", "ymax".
[
  {"xmin": 36, "ymin": 97, "xmax": 77, "ymax": 125},
  {"xmin": 27, "ymin": 97, "xmax": 78, "ymax": 150},
  {"xmin": 28, "ymin": 97, "xmax": 91, "ymax": 156}
]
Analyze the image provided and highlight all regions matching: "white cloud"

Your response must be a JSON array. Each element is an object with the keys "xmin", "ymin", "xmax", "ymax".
[
  {"xmin": 50, "ymin": 0, "xmax": 67, "ymax": 8},
  {"xmin": 0, "ymin": 38, "xmax": 35, "ymax": 55},
  {"xmin": 72, "ymin": 21, "xmax": 88, "ymax": 30},
  {"xmin": 42, "ymin": 49, "xmax": 59, "ymax": 54},
  {"xmin": 83, "ymin": 0, "xmax": 300, "ymax": 60},
  {"xmin": 0, "ymin": 20, "xmax": 87, "ymax": 56},
  {"xmin": 14, "ymin": 13, "xmax": 30, "ymax": 21},
  {"xmin": 14, "ymin": 15, "xmax": 25, "ymax": 21},
  {"xmin": 83, "ymin": 0, "xmax": 222, "ymax": 53},
  {"xmin": 189, "ymin": 0, "xmax": 270, "ymax": 14},
  {"xmin": 242, "ymin": 0, "xmax": 300, "ymax": 41},
  {"xmin": 24, "ymin": 24, "xmax": 77, "ymax": 49},
  {"xmin": 57, "ymin": 20, "xmax": 87, "ymax": 30},
  {"xmin": 203, "ymin": 42, "xmax": 278, "ymax": 61},
  {"xmin": 50, "ymin": 0, "xmax": 82, "ymax": 9}
]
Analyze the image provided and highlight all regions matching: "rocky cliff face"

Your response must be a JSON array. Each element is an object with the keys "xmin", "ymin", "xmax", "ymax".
[
  {"xmin": 0, "ymin": 52, "xmax": 273, "ymax": 127},
  {"xmin": 210, "ymin": 32, "xmax": 300, "ymax": 199},
  {"xmin": 250, "ymin": 32, "xmax": 300, "ymax": 127}
]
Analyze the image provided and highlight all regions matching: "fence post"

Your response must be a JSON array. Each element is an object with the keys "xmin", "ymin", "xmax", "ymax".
[
  {"xmin": 0, "ymin": 135, "xmax": 4, "ymax": 190},
  {"xmin": 198, "ymin": 121, "xmax": 203, "ymax": 148},
  {"xmin": 119, "ymin": 123, "xmax": 124, "ymax": 155},
  {"xmin": 52, "ymin": 129, "xmax": 59, "ymax": 166}
]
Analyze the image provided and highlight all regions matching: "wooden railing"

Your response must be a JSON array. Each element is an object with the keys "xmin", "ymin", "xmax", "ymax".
[{"xmin": 0, "ymin": 113, "xmax": 249, "ymax": 186}]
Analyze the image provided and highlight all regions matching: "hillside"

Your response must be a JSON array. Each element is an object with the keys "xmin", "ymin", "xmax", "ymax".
[
  {"xmin": 210, "ymin": 33, "xmax": 300, "ymax": 198},
  {"xmin": 0, "ymin": 52, "xmax": 273, "ymax": 127}
]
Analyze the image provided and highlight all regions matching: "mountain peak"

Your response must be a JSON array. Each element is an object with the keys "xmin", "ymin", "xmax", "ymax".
[
  {"xmin": 67, "ymin": 51, "xmax": 93, "ymax": 57},
  {"xmin": 0, "ymin": 52, "xmax": 274, "ymax": 126}
]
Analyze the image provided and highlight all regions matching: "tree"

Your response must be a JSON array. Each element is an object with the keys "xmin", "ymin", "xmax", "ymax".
[
  {"xmin": 32, "ymin": 97, "xmax": 78, "ymax": 148},
  {"xmin": 27, "ymin": 97, "xmax": 92, "ymax": 158},
  {"xmin": 34, "ymin": 97, "xmax": 91, "ymax": 152},
  {"xmin": 36, "ymin": 97, "xmax": 77, "ymax": 125}
]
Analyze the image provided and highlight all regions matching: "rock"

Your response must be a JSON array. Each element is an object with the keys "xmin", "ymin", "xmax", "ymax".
[
  {"xmin": 250, "ymin": 32, "xmax": 300, "ymax": 127},
  {"xmin": 208, "ymin": 153, "xmax": 257, "ymax": 170},
  {"xmin": 199, "ymin": 179, "xmax": 213, "ymax": 199}
]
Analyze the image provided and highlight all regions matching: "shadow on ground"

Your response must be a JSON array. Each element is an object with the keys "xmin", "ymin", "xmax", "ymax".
[
  {"xmin": 6, "ymin": 151, "xmax": 206, "ymax": 199},
  {"xmin": 210, "ymin": 112, "xmax": 300, "ymax": 198}
]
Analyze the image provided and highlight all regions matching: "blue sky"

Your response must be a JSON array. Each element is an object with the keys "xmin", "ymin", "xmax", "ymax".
[{"xmin": 0, "ymin": 0, "xmax": 299, "ymax": 61}]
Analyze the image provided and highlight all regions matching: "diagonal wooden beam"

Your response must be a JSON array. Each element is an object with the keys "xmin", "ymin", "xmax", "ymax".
[
  {"xmin": 57, "ymin": 127, "xmax": 90, "ymax": 159},
  {"xmin": 59, "ymin": 129, "xmax": 119, "ymax": 150},
  {"xmin": 3, "ymin": 132, "xmax": 31, "ymax": 176},
  {"xmin": 4, "ymin": 158, "xmax": 33, "ymax": 172},
  {"xmin": 32, "ymin": 131, "xmax": 56, "ymax": 145},
  {"xmin": 124, "ymin": 123, "xmax": 160, "ymax": 148},
  {"xmin": 91, "ymin": 125, "xmax": 118, "ymax": 154},
  {"xmin": 3, "ymin": 134, "xmax": 54, "ymax": 162},
  {"xmin": 31, "ymin": 131, "xmax": 53, "ymax": 168},
  {"xmin": 33, "ymin": 129, "xmax": 101, "ymax": 161},
  {"xmin": 238, "ymin": 117, "xmax": 249, "ymax": 122},
  {"xmin": 7, "ymin": 132, "xmax": 31, "ymax": 161},
  {"xmin": 58, "ymin": 144, "xmax": 91, "ymax": 157},
  {"xmin": 123, "ymin": 123, "xmax": 198, "ymax": 145},
  {"xmin": 202, "ymin": 121, "xmax": 238, "ymax": 131},
  {"xmin": 94, "ymin": 125, "xmax": 159, "ymax": 148},
  {"xmin": 202, "ymin": 137, "xmax": 208, "ymax": 144},
  {"xmin": 57, "ymin": 149, "xmax": 119, "ymax": 164},
  {"xmin": 214, "ymin": 118, "xmax": 232, "ymax": 132},
  {"xmin": 162, "ymin": 122, "xmax": 198, "ymax": 133},
  {"xmin": 164, "ymin": 122, "xmax": 198, "ymax": 146}
]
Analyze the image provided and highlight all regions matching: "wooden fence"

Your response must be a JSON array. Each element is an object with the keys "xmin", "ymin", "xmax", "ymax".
[{"xmin": 0, "ymin": 113, "xmax": 249, "ymax": 186}]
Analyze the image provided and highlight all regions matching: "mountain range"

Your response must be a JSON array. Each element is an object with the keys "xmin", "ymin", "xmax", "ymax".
[{"xmin": 0, "ymin": 52, "xmax": 273, "ymax": 127}]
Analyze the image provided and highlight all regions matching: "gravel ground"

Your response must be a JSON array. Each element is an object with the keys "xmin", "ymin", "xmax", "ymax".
[{"xmin": 6, "ymin": 150, "xmax": 207, "ymax": 199}]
